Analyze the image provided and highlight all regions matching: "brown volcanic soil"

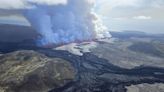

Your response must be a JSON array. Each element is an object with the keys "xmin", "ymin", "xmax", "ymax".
[{"xmin": 0, "ymin": 50, "xmax": 75, "ymax": 92}]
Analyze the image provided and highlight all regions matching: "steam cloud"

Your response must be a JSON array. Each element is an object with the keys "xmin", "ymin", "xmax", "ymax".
[{"xmin": 1, "ymin": 0, "xmax": 112, "ymax": 46}]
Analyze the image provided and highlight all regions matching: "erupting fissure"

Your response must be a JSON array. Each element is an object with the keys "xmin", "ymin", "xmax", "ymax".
[{"xmin": 24, "ymin": 0, "xmax": 111, "ymax": 46}]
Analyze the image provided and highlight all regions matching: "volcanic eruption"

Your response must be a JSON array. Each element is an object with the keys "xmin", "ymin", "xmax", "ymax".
[
  {"xmin": 24, "ymin": 0, "xmax": 111, "ymax": 46},
  {"xmin": 0, "ymin": 0, "xmax": 111, "ymax": 46}
]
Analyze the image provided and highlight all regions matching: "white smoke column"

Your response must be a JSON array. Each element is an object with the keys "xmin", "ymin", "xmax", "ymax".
[{"xmin": 24, "ymin": 0, "xmax": 111, "ymax": 46}]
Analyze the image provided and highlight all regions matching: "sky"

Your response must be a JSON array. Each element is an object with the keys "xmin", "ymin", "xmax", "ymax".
[
  {"xmin": 95, "ymin": 0, "xmax": 164, "ymax": 34},
  {"xmin": 0, "ymin": 0, "xmax": 164, "ymax": 34}
]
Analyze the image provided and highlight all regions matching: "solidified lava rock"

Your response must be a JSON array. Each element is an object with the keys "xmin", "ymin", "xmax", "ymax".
[{"xmin": 0, "ymin": 50, "xmax": 75, "ymax": 92}]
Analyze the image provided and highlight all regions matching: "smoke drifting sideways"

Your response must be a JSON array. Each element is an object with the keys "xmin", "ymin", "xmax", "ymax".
[{"xmin": 24, "ymin": 0, "xmax": 112, "ymax": 46}]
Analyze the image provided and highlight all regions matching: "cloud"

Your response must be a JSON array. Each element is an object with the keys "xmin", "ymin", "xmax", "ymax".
[
  {"xmin": 0, "ymin": 0, "xmax": 96, "ymax": 10},
  {"xmin": 112, "ymin": 16, "xmax": 152, "ymax": 20},
  {"xmin": 0, "ymin": 0, "xmax": 67, "ymax": 9},
  {"xmin": 96, "ymin": 0, "xmax": 164, "ymax": 20},
  {"xmin": 113, "ymin": 17, "xmax": 128, "ymax": 20},
  {"xmin": 98, "ymin": 0, "xmax": 164, "ymax": 9},
  {"xmin": 0, "ymin": 0, "xmax": 26, "ymax": 9},
  {"xmin": 133, "ymin": 16, "xmax": 152, "ymax": 20},
  {"xmin": 0, "ymin": 0, "xmax": 69, "ymax": 17},
  {"xmin": 96, "ymin": 0, "xmax": 164, "ymax": 34},
  {"xmin": 0, "ymin": 0, "xmax": 96, "ymax": 16},
  {"xmin": 96, "ymin": 0, "xmax": 164, "ymax": 15},
  {"xmin": 27, "ymin": 0, "xmax": 67, "ymax": 5}
]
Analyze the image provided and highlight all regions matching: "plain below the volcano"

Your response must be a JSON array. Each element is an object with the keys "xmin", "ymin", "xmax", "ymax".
[
  {"xmin": 89, "ymin": 36, "xmax": 164, "ymax": 69},
  {"xmin": 54, "ymin": 37, "xmax": 164, "ymax": 69},
  {"xmin": 0, "ymin": 50, "xmax": 75, "ymax": 92},
  {"xmin": 126, "ymin": 83, "xmax": 164, "ymax": 92}
]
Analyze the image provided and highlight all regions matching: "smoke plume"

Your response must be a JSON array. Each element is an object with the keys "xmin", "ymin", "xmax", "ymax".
[
  {"xmin": 0, "ymin": 0, "xmax": 111, "ymax": 46},
  {"xmin": 23, "ymin": 0, "xmax": 111, "ymax": 46}
]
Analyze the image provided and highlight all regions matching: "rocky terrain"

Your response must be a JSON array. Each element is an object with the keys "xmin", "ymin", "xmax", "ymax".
[
  {"xmin": 0, "ymin": 50, "xmax": 75, "ymax": 92},
  {"xmin": 55, "ymin": 38, "xmax": 164, "ymax": 69},
  {"xmin": 0, "ymin": 24, "xmax": 164, "ymax": 92},
  {"xmin": 126, "ymin": 83, "xmax": 164, "ymax": 92},
  {"xmin": 90, "ymin": 39, "xmax": 164, "ymax": 69},
  {"xmin": 1, "ymin": 48, "xmax": 163, "ymax": 92}
]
